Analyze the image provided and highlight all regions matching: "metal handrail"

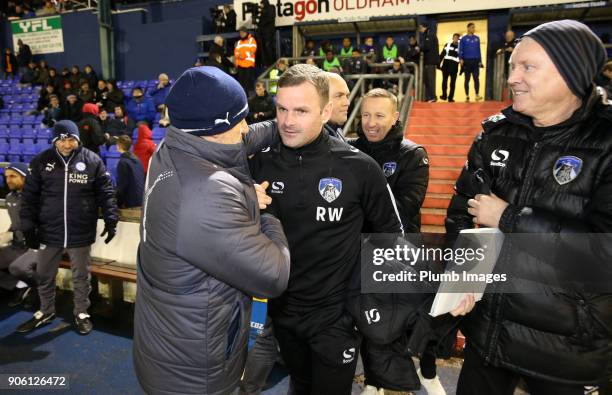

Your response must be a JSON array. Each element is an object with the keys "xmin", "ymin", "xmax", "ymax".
[{"xmin": 492, "ymin": 51, "xmax": 506, "ymax": 101}]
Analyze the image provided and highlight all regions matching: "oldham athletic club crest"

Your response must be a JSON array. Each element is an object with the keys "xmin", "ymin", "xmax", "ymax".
[
  {"xmin": 318, "ymin": 178, "xmax": 342, "ymax": 203},
  {"xmin": 383, "ymin": 162, "xmax": 397, "ymax": 177},
  {"xmin": 553, "ymin": 156, "xmax": 582, "ymax": 185}
]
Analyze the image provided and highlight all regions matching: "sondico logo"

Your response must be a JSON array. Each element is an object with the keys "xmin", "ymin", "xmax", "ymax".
[
  {"xmin": 364, "ymin": 309, "xmax": 381, "ymax": 325},
  {"xmin": 271, "ymin": 181, "xmax": 285, "ymax": 194},
  {"xmin": 342, "ymin": 348, "xmax": 356, "ymax": 364},
  {"xmin": 490, "ymin": 149, "xmax": 509, "ymax": 168}
]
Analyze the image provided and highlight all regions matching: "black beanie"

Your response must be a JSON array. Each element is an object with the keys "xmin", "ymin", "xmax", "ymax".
[{"xmin": 522, "ymin": 20, "xmax": 606, "ymax": 98}]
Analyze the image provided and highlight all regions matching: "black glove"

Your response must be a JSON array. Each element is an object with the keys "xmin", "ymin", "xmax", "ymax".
[
  {"xmin": 24, "ymin": 228, "xmax": 40, "ymax": 250},
  {"xmin": 101, "ymin": 225, "xmax": 116, "ymax": 244}
]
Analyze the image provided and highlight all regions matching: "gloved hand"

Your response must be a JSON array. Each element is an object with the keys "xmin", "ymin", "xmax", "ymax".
[
  {"xmin": 24, "ymin": 229, "xmax": 40, "ymax": 250},
  {"xmin": 100, "ymin": 225, "xmax": 116, "ymax": 244}
]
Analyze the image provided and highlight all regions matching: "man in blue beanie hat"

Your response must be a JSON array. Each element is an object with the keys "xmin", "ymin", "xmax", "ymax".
[
  {"xmin": 446, "ymin": 20, "xmax": 612, "ymax": 394},
  {"xmin": 0, "ymin": 162, "xmax": 36, "ymax": 308},
  {"xmin": 17, "ymin": 119, "xmax": 118, "ymax": 335},
  {"xmin": 133, "ymin": 66, "xmax": 290, "ymax": 395}
]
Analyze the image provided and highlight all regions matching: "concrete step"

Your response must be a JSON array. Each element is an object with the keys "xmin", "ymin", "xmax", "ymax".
[
  {"xmin": 423, "ymin": 145, "xmax": 470, "ymax": 156},
  {"xmin": 423, "ymin": 193, "xmax": 453, "ymax": 209},
  {"xmin": 421, "ymin": 207, "xmax": 447, "ymax": 226},
  {"xmin": 421, "ymin": 224, "xmax": 446, "ymax": 233},
  {"xmin": 408, "ymin": 117, "xmax": 486, "ymax": 127},
  {"xmin": 406, "ymin": 125, "xmax": 481, "ymax": 135},
  {"xmin": 427, "ymin": 179, "xmax": 455, "ymax": 194},
  {"xmin": 429, "ymin": 155, "xmax": 467, "ymax": 167},
  {"xmin": 430, "ymin": 167, "xmax": 462, "ymax": 180},
  {"xmin": 407, "ymin": 134, "xmax": 476, "ymax": 146}
]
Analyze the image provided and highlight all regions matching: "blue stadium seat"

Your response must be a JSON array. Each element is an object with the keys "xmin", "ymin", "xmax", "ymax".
[
  {"xmin": 36, "ymin": 128, "xmax": 52, "ymax": 140},
  {"xmin": 22, "ymin": 126, "xmax": 36, "ymax": 137},
  {"xmin": 34, "ymin": 114, "xmax": 44, "ymax": 122},
  {"xmin": 36, "ymin": 140, "xmax": 51, "ymax": 152},
  {"xmin": 152, "ymin": 126, "xmax": 166, "ymax": 140},
  {"xmin": 7, "ymin": 154, "xmax": 22, "ymax": 162},
  {"xmin": 122, "ymin": 88, "xmax": 132, "ymax": 98},
  {"xmin": 8, "ymin": 128, "xmax": 22, "ymax": 139},
  {"xmin": 23, "ymin": 137, "xmax": 35, "ymax": 146},
  {"xmin": 0, "ymin": 127, "xmax": 8, "ymax": 139}
]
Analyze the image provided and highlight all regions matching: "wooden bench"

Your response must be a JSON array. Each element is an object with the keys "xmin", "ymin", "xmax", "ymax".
[{"xmin": 59, "ymin": 259, "xmax": 136, "ymax": 307}]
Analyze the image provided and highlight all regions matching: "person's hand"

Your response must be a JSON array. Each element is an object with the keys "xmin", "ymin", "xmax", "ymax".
[
  {"xmin": 0, "ymin": 231, "xmax": 12, "ymax": 246},
  {"xmin": 467, "ymin": 193, "xmax": 509, "ymax": 228},
  {"xmin": 450, "ymin": 293, "xmax": 476, "ymax": 316},
  {"xmin": 101, "ymin": 225, "xmax": 116, "ymax": 244},
  {"xmin": 496, "ymin": 48, "xmax": 502, "ymax": 54},
  {"xmin": 506, "ymin": 47, "xmax": 513, "ymax": 53},
  {"xmin": 253, "ymin": 113, "xmax": 259, "ymax": 120},
  {"xmin": 104, "ymin": 133, "xmax": 110, "ymax": 141},
  {"xmin": 398, "ymin": 56, "xmax": 405, "ymax": 64},
  {"xmin": 254, "ymin": 181, "xmax": 272, "ymax": 210}
]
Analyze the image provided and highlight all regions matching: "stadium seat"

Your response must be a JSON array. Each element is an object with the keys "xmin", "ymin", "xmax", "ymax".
[
  {"xmin": 152, "ymin": 126, "xmax": 166, "ymax": 140},
  {"xmin": 8, "ymin": 127, "xmax": 22, "ymax": 139}
]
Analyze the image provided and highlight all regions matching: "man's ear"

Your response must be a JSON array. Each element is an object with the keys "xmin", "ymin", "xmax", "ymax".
[
  {"xmin": 393, "ymin": 111, "xmax": 400, "ymax": 124},
  {"xmin": 321, "ymin": 100, "xmax": 333, "ymax": 124}
]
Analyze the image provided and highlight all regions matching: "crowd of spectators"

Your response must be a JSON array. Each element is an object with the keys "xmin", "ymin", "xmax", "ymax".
[{"xmin": 0, "ymin": 46, "xmax": 171, "ymax": 207}]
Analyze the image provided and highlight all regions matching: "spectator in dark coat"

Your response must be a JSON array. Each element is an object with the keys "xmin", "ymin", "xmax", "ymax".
[
  {"xmin": 3, "ymin": 48, "xmax": 18, "ymax": 79},
  {"xmin": 78, "ymin": 103, "xmax": 106, "ymax": 154},
  {"xmin": 78, "ymin": 80, "xmax": 94, "ymax": 104},
  {"xmin": 126, "ymin": 87, "xmax": 156, "ymax": 126},
  {"xmin": 61, "ymin": 94, "xmax": 83, "ymax": 123},
  {"xmin": 103, "ymin": 105, "xmax": 136, "ymax": 145},
  {"xmin": 204, "ymin": 52, "xmax": 226, "ymax": 72},
  {"xmin": 403, "ymin": 36, "xmax": 420, "ymax": 65},
  {"xmin": 16, "ymin": 39, "xmax": 32, "ymax": 74},
  {"xmin": 247, "ymin": 81, "xmax": 275, "ymax": 123},
  {"xmin": 419, "ymin": 23, "xmax": 439, "ymax": 102},
  {"xmin": 36, "ymin": 84, "xmax": 56, "ymax": 113},
  {"xmin": 19, "ymin": 62, "xmax": 38, "ymax": 85},
  {"xmin": 35, "ymin": 60, "xmax": 49, "ymax": 86},
  {"xmin": 82, "ymin": 65, "xmax": 98, "ymax": 89},
  {"xmin": 115, "ymin": 135, "xmax": 145, "ymax": 208},
  {"xmin": 104, "ymin": 80, "xmax": 125, "ymax": 113},
  {"xmin": 68, "ymin": 65, "xmax": 82, "ymax": 88},
  {"xmin": 149, "ymin": 73, "xmax": 171, "ymax": 112},
  {"xmin": 42, "ymin": 94, "xmax": 62, "ymax": 127},
  {"xmin": 46, "ymin": 68, "xmax": 60, "ymax": 91},
  {"xmin": 59, "ymin": 80, "xmax": 76, "ymax": 103},
  {"xmin": 133, "ymin": 123, "xmax": 156, "ymax": 173},
  {"xmin": 209, "ymin": 35, "xmax": 234, "ymax": 71},
  {"xmin": 93, "ymin": 79, "xmax": 107, "ymax": 105}
]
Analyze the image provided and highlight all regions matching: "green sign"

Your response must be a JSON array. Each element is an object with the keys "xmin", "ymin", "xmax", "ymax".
[{"xmin": 11, "ymin": 16, "xmax": 64, "ymax": 55}]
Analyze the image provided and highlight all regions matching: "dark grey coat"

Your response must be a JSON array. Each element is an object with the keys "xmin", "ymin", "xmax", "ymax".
[{"xmin": 133, "ymin": 122, "xmax": 290, "ymax": 395}]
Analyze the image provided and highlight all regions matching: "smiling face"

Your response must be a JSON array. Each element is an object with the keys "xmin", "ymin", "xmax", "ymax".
[
  {"xmin": 276, "ymin": 82, "xmax": 332, "ymax": 148},
  {"xmin": 5, "ymin": 169, "xmax": 25, "ymax": 191},
  {"xmin": 508, "ymin": 37, "xmax": 576, "ymax": 122},
  {"xmin": 361, "ymin": 96, "xmax": 399, "ymax": 143},
  {"xmin": 55, "ymin": 137, "xmax": 79, "ymax": 156}
]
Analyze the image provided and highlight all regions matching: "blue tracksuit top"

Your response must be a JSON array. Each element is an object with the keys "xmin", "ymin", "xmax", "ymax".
[{"xmin": 459, "ymin": 34, "xmax": 481, "ymax": 61}]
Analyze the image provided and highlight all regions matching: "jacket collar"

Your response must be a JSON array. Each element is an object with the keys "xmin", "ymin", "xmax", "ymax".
[
  {"xmin": 164, "ymin": 126, "xmax": 252, "ymax": 183},
  {"xmin": 356, "ymin": 121, "xmax": 403, "ymax": 154}
]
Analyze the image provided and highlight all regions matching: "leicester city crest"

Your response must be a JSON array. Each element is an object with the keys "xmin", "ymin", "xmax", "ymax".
[
  {"xmin": 553, "ymin": 156, "xmax": 582, "ymax": 185},
  {"xmin": 318, "ymin": 177, "xmax": 342, "ymax": 203},
  {"xmin": 383, "ymin": 162, "xmax": 397, "ymax": 177}
]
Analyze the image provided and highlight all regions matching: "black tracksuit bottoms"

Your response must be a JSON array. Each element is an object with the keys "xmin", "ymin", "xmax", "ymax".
[{"xmin": 272, "ymin": 305, "xmax": 362, "ymax": 395}]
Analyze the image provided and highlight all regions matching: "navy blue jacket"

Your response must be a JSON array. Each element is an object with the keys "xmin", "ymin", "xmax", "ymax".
[
  {"xmin": 126, "ymin": 97, "xmax": 156, "ymax": 125},
  {"xmin": 149, "ymin": 84, "xmax": 171, "ymax": 108},
  {"xmin": 459, "ymin": 34, "xmax": 481, "ymax": 61},
  {"xmin": 21, "ymin": 146, "xmax": 119, "ymax": 248},
  {"xmin": 116, "ymin": 152, "xmax": 145, "ymax": 208}
]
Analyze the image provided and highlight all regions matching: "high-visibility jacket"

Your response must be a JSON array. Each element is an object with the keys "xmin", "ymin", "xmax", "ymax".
[{"xmin": 234, "ymin": 35, "xmax": 257, "ymax": 68}]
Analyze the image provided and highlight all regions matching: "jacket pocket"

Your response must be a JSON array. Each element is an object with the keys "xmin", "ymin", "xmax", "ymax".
[{"xmin": 225, "ymin": 301, "xmax": 241, "ymax": 360}]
